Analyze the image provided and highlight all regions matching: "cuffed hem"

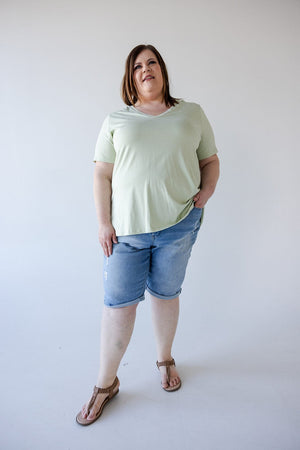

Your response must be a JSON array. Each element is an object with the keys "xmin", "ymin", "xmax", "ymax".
[
  {"xmin": 104, "ymin": 294, "xmax": 145, "ymax": 308},
  {"xmin": 146, "ymin": 285, "xmax": 182, "ymax": 300}
]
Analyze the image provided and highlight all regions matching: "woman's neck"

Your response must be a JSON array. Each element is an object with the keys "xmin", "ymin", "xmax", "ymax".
[{"xmin": 135, "ymin": 94, "xmax": 165, "ymax": 107}]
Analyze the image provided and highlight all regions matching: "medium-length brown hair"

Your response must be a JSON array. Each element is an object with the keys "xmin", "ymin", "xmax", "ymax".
[{"xmin": 121, "ymin": 44, "xmax": 181, "ymax": 107}]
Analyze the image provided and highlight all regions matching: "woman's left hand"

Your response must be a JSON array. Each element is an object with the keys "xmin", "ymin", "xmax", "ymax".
[
  {"xmin": 194, "ymin": 155, "xmax": 219, "ymax": 208},
  {"xmin": 193, "ymin": 189, "xmax": 211, "ymax": 208}
]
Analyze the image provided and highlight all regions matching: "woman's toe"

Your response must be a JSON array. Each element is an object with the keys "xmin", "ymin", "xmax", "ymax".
[
  {"xmin": 172, "ymin": 377, "xmax": 179, "ymax": 386},
  {"xmin": 82, "ymin": 403, "xmax": 91, "ymax": 419}
]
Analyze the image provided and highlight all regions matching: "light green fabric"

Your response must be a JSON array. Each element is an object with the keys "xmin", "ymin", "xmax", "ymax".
[{"xmin": 93, "ymin": 99, "xmax": 218, "ymax": 236}]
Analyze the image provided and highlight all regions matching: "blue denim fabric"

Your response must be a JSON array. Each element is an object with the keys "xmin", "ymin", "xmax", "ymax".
[{"xmin": 102, "ymin": 206, "xmax": 202, "ymax": 308}]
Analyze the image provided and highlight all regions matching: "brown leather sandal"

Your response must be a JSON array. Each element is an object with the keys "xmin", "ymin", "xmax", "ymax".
[
  {"xmin": 156, "ymin": 358, "xmax": 182, "ymax": 392},
  {"xmin": 76, "ymin": 376, "xmax": 120, "ymax": 426}
]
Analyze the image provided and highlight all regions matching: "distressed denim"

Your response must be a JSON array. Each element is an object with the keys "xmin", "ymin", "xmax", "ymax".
[{"xmin": 102, "ymin": 206, "xmax": 202, "ymax": 308}]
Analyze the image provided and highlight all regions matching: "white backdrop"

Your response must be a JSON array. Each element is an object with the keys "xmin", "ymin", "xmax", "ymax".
[{"xmin": 1, "ymin": 1, "xmax": 299, "ymax": 449}]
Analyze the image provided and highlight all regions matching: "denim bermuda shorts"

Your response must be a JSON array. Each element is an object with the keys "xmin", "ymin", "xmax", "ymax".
[{"xmin": 102, "ymin": 206, "xmax": 203, "ymax": 308}]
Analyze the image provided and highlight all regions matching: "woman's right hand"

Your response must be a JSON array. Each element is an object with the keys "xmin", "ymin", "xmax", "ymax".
[{"xmin": 98, "ymin": 223, "xmax": 118, "ymax": 257}]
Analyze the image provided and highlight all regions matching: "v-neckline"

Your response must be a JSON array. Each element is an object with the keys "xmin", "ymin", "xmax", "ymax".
[{"xmin": 130, "ymin": 100, "xmax": 182, "ymax": 117}]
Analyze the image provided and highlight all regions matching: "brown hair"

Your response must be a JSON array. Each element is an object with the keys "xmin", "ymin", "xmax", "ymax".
[{"xmin": 121, "ymin": 44, "xmax": 181, "ymax": 107}]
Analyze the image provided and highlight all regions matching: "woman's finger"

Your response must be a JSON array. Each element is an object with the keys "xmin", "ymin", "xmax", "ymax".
[
  {"xmin": 106, "ymin": 237, "xmax": 114, "ymax": 256},
  {"xmin": 102, "ymin": 244, "xmax": 107, "ymax": 257},
  {"xmin": 101, "ymin": 240, "xmax": 109, "ymax": 257},
  {"xmin": 107, "ymin": 242, "xmax": 112, "ymax": 256}
]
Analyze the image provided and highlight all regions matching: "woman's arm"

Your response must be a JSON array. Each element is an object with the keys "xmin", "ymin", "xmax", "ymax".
[
  {"xmin": 193, "ymin": 154, "xmax": 220, "ymax": 208},
  {"xmin": 93, "ymin": 161, "xmax": 118, "ymax": 256}
]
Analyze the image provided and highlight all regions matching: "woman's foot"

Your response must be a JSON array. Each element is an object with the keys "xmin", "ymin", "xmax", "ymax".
[
  {"xmin": 157, "ymin": 359, "xmax": 181, "ymax": 390},
  {"xmin": 79, "ymin": 378, "xmax": 120, "ymax": 422}
]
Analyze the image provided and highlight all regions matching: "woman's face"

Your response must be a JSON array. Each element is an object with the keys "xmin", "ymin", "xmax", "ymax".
[{"xmin": 133, "ymin": 49, "xmax": 164, "ymax": 103}]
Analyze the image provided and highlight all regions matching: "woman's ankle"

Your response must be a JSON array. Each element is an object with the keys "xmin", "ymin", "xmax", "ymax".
[{"xmin": 96, "ymin": 373, "xmax": 117, "ymax": 388}]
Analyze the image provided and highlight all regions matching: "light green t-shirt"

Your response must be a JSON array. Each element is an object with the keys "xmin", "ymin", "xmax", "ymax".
[{"xmin": 93, "ymin": 99, "xmax": 218, "ymax": 236}]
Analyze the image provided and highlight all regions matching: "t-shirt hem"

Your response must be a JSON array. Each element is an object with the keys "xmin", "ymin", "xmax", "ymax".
[{"xmin": 114, "ymin": 203, "xmax": 199, "ymax": 237}]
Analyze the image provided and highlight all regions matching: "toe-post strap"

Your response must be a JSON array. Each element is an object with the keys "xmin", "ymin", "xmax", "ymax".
[
  {"xmin": 86, "ymin": 376, "xmax": 119, "ymax": 414},
  {"xmin": 156, "ymin": 359, "xmax": 176, "ymax": 384}
]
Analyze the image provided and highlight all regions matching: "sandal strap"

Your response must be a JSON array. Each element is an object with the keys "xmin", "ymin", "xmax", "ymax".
[
  {"xmin": 86, "ymin": 376, "xmax": 119, "ymax": 414},
  {"xmin": 156, "ymin": 358, "xmax": 176, "ymax": 369},
  {"xmin": 93, "ymin": 376, "xmax": 119, "ymax": 394},
  {"xmin": 156, "ymin": 359, "xmax": 176, "ymax": 384}
]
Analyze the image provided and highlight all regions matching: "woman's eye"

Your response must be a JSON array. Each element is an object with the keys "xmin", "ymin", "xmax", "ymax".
[{"xmin": 134, "ymin": 61, "xmax": 156, "ymax": 70}]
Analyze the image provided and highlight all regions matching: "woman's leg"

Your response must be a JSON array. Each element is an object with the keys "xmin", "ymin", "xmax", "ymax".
[
  {"xmin": 150, "ymin": 295, "xmax": 181, "ymax": 388},
  {"xmin": 81, "ymin": 302, "xmax": 138, "ymax": 420}
]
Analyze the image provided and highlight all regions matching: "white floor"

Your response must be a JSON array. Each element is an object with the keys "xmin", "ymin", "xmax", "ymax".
[{"xmin": 1, "ymin": 280, "xmax": 299, "ymax": 450}]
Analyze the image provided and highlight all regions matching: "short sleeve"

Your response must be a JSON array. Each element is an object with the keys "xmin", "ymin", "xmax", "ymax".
[
  {"xmin": 93, "ymin": 115, "xmax": 116, "ymax": 163},
  {"xmin": 196, "ymin": 106, "xmax": 218, "ymax": 161}
]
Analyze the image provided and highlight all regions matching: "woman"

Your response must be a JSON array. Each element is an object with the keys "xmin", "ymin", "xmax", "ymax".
[{"xmin": 76, "ymin": 44, "xmax": 220, "ymax": 426}]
